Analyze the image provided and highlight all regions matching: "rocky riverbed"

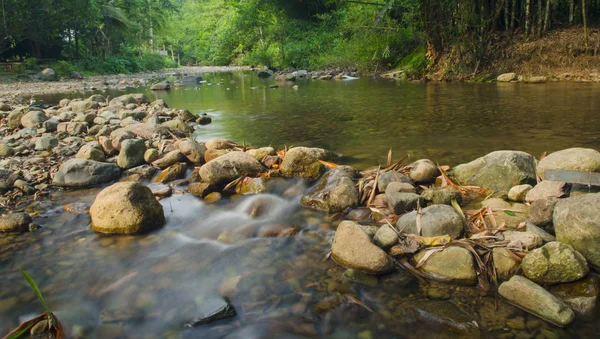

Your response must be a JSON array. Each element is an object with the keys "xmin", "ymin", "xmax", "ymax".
[{"xmin": 0, "ymin": 91, "xmax": 599, "ymax": 338}]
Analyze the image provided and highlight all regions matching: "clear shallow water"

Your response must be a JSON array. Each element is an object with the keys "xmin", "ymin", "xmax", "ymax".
[
  {"xmin": 3, "ymin": 73, "xmax": 600, "ymax": 338},
  {"xmin": 139, "ymin": 71, "xmax": 600, "ymax": 169}
]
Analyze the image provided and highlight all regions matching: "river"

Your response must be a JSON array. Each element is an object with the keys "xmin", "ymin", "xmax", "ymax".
[{"xmin": 1, "ymin": 71, "xmax": 599, "ymax": 338}]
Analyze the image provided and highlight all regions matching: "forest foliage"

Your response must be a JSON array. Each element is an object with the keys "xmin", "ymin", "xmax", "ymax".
[{"xmin": 1, "ymin": 0, "xmax": 598, "ymax": 74}]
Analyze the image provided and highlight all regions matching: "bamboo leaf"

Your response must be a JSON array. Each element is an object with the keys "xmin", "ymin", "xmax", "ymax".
[
  {"xmin": 504, "ymin": 210, "xmax": 516, "ymax": 217},
  {"xmin": 451, "ymin": 198, "xmax": 465, "ymax": 220}
]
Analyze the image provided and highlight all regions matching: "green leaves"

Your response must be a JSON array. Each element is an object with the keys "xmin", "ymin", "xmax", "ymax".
[{"xmin": 504, "ymin": 210, "xmax": 517, "ymax": 217}]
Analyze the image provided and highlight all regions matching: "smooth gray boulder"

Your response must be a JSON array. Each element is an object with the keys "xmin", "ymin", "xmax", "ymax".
[
  {"xmin": 498, "ymin": 275, "xmax": 575, "ymax": 327},
  {"xmin": 199, "ymin": 152, "xmax": 263, "ymax": 186},
  {"xmin": 385, "ymin": 191, "xmax": 423, "ymax": 214},
  {"xmin": 449, "ymin": 150, "xmax": 536, "ymax": 192},
  {"xmin": 554, "ymin": 193, "xmax": 600, "ymax": 268},
  {"xmin": 396, "ymin": 204, "xmax": 464, "ymax": 239},
  {"xmin": 53, "ymin": 159, "xmax": 121, "ymax": 187}
]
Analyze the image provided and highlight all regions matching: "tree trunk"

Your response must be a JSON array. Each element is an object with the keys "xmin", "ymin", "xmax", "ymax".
[
  {"xmin": 582, "ymin": 0, "xmax": 588, "ymax": 45},
  {"xmin": 543, "ymin": 0, "xmax": 551, "ymax": 32},
  {"xmin": 510, "ymin": 0, "xmax": 517, "ymax": 30},
  {"xmin": 537, "ymin": 0, "xmax": 543, "ymax": 37},
  {"xmin": 525, "ymin": 0, "xmax": 531, "ymax": 34},
  {"xmin": 569, "ymin": 0, "xmax": 574, "ymax": 24},
  {"xmin": 504, "ymin": 0, "xmax": 509, "ymax": 30}
]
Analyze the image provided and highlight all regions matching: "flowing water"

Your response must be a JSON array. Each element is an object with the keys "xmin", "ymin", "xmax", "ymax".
[{"xmin": 2, "ymin": 72, "xmax": 600, "ymax": 338}]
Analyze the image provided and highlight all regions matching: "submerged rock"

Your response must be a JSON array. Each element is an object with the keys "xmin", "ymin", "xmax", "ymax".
[
  {"xmin": 53, "ymin": 159, "xmax": 121, "ymax": 187},
  {"xmin": 396, "ymin": 204, "xmax": 464, "ymax": 239},
  {"xmin": 0, "ymin": 213, "xmax": 32, "ymax": 232},
  {"xmin": 522, "ymin": 242, "xmax": 589, "ymax": 284},
  {"xmin": 413, "ymin": 247, "xmax": 477, "ymax": 285},
  {"xmin": 493, "ymin": 247, "xmax": 520, "ymax": 280},
  {"xmin": 184, "ymin": 296, "xmax": 236, "ymax": 327},
  {"xmin": 301, "ymin": 165, "xmax": 358, "ymax": 212},
  {"xmin": 537, "ymin": 148, "xmax": 600, "ymax": 179},
  {"xmin": 199, "ymin": 151, "xmax": 263, "ymax": 186},
  {"xmin": 450, "ymin": 150, "xmax": 536, "ymax": 192},
  {"xmin": 90, "ymin": 182, "xmax": 165, "ymax": 234},
  {"xmin": 553, "ymin": 193, "xmax": 600, "ymax": 268},
  {"xmin": 498, "ymin": 275, "xmax": 575, "ymax": 327},
  {"xmin": 331, "ymin": 220, "xmax": 393, "ymax": 274},
  {"xmin": 548, "ymin": 276, "xmax": 599, "ymax": 319},
  {"xmin": 280, "ymin": 147, "xmax": 331, "ymax": 180}
]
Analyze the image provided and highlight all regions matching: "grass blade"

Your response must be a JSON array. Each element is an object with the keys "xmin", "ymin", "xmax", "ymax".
[{"xmin": 18, "ymin": 268, "xmax": 56, "ymax": 326}]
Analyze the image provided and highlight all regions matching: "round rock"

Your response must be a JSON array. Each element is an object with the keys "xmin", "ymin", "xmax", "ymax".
[{"xmin": 90, "ymin": 182, "xmax": 165, "ymax": 234}]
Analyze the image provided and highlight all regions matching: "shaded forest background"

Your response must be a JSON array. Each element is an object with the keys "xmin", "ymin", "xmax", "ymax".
[{"xmin": 1, "ymin": 0, "xmax": 599, "ymax": 77}]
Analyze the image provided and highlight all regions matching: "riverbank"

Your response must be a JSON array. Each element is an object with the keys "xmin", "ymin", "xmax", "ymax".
[
  {"xmin": 1, "ymin": 90, "xmax": 600, "ymax": 337},
  {"xmin": 0, "ymin": 66, "xmax": 250, "ymax": 105}
]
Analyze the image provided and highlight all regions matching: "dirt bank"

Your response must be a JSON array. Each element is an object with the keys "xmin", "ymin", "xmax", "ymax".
[{"xmin": 0, "ymin": 66, "xmax": 249, "ymax": 105}]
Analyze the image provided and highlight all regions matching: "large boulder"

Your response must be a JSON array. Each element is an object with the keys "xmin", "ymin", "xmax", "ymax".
[
  {"xmin": 53, "ymin": 159, "xmax": 121, "ymax": 187},
  {"xmin": 396, "ymin": 204, "xmax": 464, "ymax": 239},
  {"xmin": 198, "ymin": 152, "xmax": 263, "ymax": 186},
  {"xmin": 413, "ymin": 247, "xmax": 477, "ymax": 285},
  {"xmin": 498, "ymin": 275, "xmax": 575, "ymax": 327},
  {"xmin": 521, "ymin": 242, "xmax": 589, "ymax": 284},
  {"xmin": 553, "ymin": 193, "xmax": 600, "ymax": 268},
  {"xmin": 280, "ymin": 147, "xmax": 331, "ymax": 180},
  {"xmin": 537, "ymin": 148, "xmax": 600, "ymax": 179},
  {"xmin": 301, "ymin": 166, "xmax": 358, "ymax": 212},
  {"xmin": 331, "ymin": 221, "xmax": 393, "ymax": 274},
  {"xmin": 150, "ymin": 81, "xmax": 171, "ymax": 90},
  {"xmin": 449, "ymin": 151, "xmax": 536, "ymax": 192},
  {"xmin": 117, "ymin": 139, "xmax": 146, "ymax": 169},
  {"xmin": 90, "ymin": 182, "xmax": 165, "ymax": 234}
]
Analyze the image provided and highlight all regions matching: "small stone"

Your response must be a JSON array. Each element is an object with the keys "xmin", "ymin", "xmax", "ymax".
[
  {"xmin": 493, "ymin": 247, "xmax": 520, "ymax": 280},
  {"xmin": 385, "ymin": 181, "xmax": 416, "ymax": 193},
  {"xmin": 76, "ymin": 142, "xmax": 105, "ymax": 162},
  {"xmin": 497, "ymin": 73, "xmax": 517, "ymax": 82},
  {"xmin": 385, "ymin": 191, "xmax": 423, "ymax": 214},
  {"xmin": 154, "ymin": 163, "xmax": 188, "ymax": 183},
  {"xmin": 34, "ymin": 135, "xmax": 58, "ymax": 151},
  {"xmin": 377, "ymin": 170, "xmax": 414, "ymax": 192},
  {"xmin": 0, "ymin": 213, "xmax": 32, "ymax": 232},
  {"xmin": 396, "ymin": 204, "xmax": 464, "ymax": 239},
  {"xmin": 147, "ymin": 183, "xmax": 172, "ymax": 197},
  {"xmin": 144, "ymin": 149, "xmax": 159, "ymax": 163},
  {"xmin": 188, "ymin": 182, "xmax": 217, "ymax": 198},
  {"xmin": 525, "ymin": 222, "xmax": 556, "ymax": 243},
  {"xmin": 117, "ymin": 139, "xmax": 146, "ymax": 169},
  {"xmin": 152, "ymin": 150, "xmax": 185, "ymax": 169},
  {"xmin": 508, "ymin": 184, "xmax": 533, "ymax": 202},
  {"xmin": 421, "ymin": 187, "xmax": 462, "ymax": 205},
  {"xmin": 528, "ymin": 197, "xmax": 558, "ymax": 227},
  {"xmin": 204, "ymin": 192, "xmax": 222, "ymax": 203},
  {"xmin": 373, "ymin": 224, "xmax": 398, "ymax": 249},
  {"xmin": 407, "ymin": 159, "xmax": 440, "ymax": 183},
  {"xmin": 331, "ymin": 220, "xmax": 393, "ymax": 274},
  {"xmin": 343, "ymin": 269, "xmax": 378, "ymax": 286},
  {"xmin": 525, "ymin": 181, "xmax": 570, "ymax": 203}
]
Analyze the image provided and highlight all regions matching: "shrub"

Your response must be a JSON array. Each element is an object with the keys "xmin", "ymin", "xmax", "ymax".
[{"xmin": 52, "ymin": 60, "xmax": 75, "ymax": 76}]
